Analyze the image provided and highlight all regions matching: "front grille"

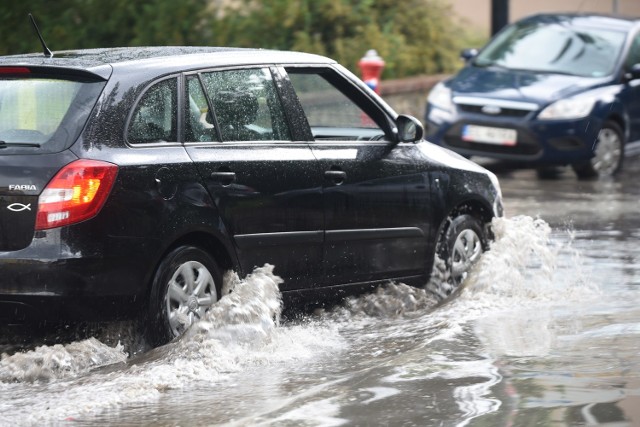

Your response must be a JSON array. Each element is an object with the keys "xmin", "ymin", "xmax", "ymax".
[{"xmin": 457, "ymin": 104, "xmax": 531, "ymax": 118}]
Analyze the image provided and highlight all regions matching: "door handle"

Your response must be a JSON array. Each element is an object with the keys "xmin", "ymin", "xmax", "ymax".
[
  {"xmin": 324, "ymin": 170, "xmax": 347, "ymax": 184},
  {"xmin": 211, "ymin": 171, "xmax": 236, "ymax": 186}
]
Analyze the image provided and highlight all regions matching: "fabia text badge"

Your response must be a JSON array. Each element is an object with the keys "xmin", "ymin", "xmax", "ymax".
[{"xmin": 9, "ymin": 184, "xmax": 37, "ymax": 191}]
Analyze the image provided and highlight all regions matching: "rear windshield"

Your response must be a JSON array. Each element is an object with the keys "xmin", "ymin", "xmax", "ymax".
[{"xmin": 0, "ymin": 76, "xmax": 105, "ymax": 154}]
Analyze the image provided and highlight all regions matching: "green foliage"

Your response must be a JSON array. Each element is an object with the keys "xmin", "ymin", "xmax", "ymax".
[
  {"xmin": 213, "ymin": 0, "xmax": 468, "ymax": 78},
  {"xmin": 0, "ymin": 0, "xmax": 209, "ymax": 54},
  {"xmin": 0, "ymin": 0, "xmax": 469, "ymax": 78}
]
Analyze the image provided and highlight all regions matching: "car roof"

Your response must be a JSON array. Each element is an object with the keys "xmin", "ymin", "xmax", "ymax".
[
  {"xmin": 0, "ymin": 46, "xmax": 335, "ymax": 79},
  {"xmin": 519, "ymin": 13, "xmax": 640, "ymax": 32}
]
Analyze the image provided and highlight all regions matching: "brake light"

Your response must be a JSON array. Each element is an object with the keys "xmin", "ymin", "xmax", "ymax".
[
  {"xmin": 0, "ymin": 67, "xmax": 31, "ymax": 74},
  {"xmin": 35, "ymin": 159, "xmax": 118, "ymax": 230}
]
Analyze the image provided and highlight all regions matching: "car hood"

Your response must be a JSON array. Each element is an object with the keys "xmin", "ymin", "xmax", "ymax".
[{"xmin": 449, "ymin": 66, "xmax": 611, "ymax": 106}]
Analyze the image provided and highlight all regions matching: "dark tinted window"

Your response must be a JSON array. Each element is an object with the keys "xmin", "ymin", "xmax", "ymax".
[
  {"xmin": 128, "ymin": 78, "xmax": 177, "ymax": 144},
  {"xmin": 0, "ymin": 76, "xmax": 105, "ymax": 153},
  {"xmin": 198, "ymin": 68, "xmax": 290, "ymax": 142}
]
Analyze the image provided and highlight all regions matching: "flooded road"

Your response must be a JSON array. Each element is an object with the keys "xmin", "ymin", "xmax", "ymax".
[{"xmin": 1, "ymin": 157, "xmax": 640, "ymax": 426}]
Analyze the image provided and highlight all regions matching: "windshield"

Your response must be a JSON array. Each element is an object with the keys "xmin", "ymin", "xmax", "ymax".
[
  {"xmin": 0, "ymin": 76, "xmax": 105, "ymax": 153},
  {"xmin": 474, "ymin": 19, "xmax": 627, "ymax": 77}
]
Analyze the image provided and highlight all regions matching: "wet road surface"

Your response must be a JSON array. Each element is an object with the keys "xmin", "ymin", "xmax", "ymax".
[{"xmin": 1, "ymin": 156, "xmax": 639, "ymax": 426}]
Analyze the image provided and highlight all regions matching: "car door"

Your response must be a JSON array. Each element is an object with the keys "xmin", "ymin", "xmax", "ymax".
[
  {"xmin": 182, "ymin": 67, "xmax": 324, "ymax": 290},
  {"xmin": 281, "ymin": 65, "xmax": 432, "ymax": 286}
]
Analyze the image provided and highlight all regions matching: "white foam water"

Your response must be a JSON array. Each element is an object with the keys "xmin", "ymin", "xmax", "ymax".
[
  {"xmin": 0, "ymin": 265, "xmax": 343, "ymax": 425},
  {"xmin": 323, "ymin": 215, "xmax": 596, "ymax": 329},
  {"xmin": 0, "ymin": 338, "xmax": 128, "ymax": 383}
]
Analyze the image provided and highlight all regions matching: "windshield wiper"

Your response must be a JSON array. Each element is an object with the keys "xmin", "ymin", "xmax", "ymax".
[
  {"xmin": 0, "ymin": 140, "xmax": 41, "ymax": 148},
  {"xmin": 473, "ymin": 60, "xmax": 509, "ymax": 70}
]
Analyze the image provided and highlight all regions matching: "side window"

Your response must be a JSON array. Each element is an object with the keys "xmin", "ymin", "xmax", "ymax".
[
  {"xmin": 286, "ymin": 69, "xmax": 384, "ymax": 141},
  {"xmin": 196, "ymin": 68, "xmax": 291, "ymax": 142},
  {"xmin": 625, "ymin": 33, "xmax": 640, "ymax": 69},
  {"xmin": 186, "ymin": 75, "xmax": 219, "ymax": 142},
  {"xmin": 128, "ymin": 78, "xmax": 177, "ymax": 144}
]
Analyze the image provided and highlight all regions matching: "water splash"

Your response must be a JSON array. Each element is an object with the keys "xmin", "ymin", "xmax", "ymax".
[
  {"xmin": 324, "ymin": 282, "xmax": 440, "ymax": 322},
  {"xmin": 0, "ymin": 338, "xmax": 127, "ymax": 383},
  {"xmin": 313, "ymin": 215, "xmax": 600, "ymax": 375},
  {"xmin": 0, "ymin": 217, "xmax": 600, "ymax": 425},
  {"xmin": 463, "ymin": 215, "xmax": 597, "ymax": 302},
  {"xmin": 0, "ymin": 265, "xmax": 343, "ymax": 425}
]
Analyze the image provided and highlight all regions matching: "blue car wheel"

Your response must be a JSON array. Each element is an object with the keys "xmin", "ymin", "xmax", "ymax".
[{"xmin": 572, "ymin": 121, "xmax": 624, "ymax": 179}]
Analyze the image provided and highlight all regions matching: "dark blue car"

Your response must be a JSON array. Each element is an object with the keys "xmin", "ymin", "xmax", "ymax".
[{"xmin": 424, "ymin": 13, "xmax": 640, "ymax": 178}]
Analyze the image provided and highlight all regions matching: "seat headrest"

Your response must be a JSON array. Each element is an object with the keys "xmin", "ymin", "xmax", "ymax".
[{"xmin": 214, "ymin": 90, "xmax": 259, "ymax": 125}]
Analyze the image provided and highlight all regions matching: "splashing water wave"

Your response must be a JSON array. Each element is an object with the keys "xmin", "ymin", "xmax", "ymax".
[
  {"xmin": 0, "ymin": 265, "xmax": 343, "ymax": 424},
  {"xmin": 0, "ymin": 338, "xmax": 127, "ymax": 383},
  {"xmin": 0, "ymin": 217, "xmax": 598, "ymax": 425}
]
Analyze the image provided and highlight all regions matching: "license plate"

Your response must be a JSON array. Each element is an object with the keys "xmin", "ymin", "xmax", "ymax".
[{"xmin": 462, "ymin": 125, "xmax": 517, "ymax": 146}]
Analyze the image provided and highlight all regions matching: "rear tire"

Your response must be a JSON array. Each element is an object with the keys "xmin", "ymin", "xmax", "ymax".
[
  {"xmin": 146, "ymin": 245, "xmax": 221, "ymax": 347},
  {"xmin": 572, "ymin": 121, "xmax": 624, "ymax": 179}
]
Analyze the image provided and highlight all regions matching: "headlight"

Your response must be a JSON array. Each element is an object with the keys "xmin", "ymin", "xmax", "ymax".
[
  {"xmin": 427, "ymin": 82, "xmax": 453, "ymax": 112},
  {"xmin": 487, "ymin": 170, "xmax": 504, "ymax": 217},
  {"xmin": 538, "ymin": 96, "xmax": 597, "ymax": 120}
]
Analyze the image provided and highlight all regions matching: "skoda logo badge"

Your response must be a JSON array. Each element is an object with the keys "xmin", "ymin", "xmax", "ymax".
[
  {"xmin": 481, "ymin": 105, "xmax": 502, "ymax": 115},
  {"xmin": 7, "ymin": 203, "xmax": 31, "ymax": 212}
]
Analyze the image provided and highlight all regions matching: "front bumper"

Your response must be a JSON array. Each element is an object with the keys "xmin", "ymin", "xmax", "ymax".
[{"xmin": 425, "ymin": 105, "xmax": 602, "ymax": 165}]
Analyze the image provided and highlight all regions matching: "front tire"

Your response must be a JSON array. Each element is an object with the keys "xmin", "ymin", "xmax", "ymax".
[
  {"xmin": 146, "ymin": 245, "xmax": 221, "ymax": 346},
  {"xmin": 437, "ymin": 214, "xmax": 487, "ymax": 288},
  {"xmin": 572, "ymin": 121, "xmax": 624, "ymax": 179}
]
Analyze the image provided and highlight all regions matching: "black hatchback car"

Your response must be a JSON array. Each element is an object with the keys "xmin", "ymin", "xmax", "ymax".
[
  {"xmin": 0, "ymin": 47, "xmax": 502, "ymax": 345},
  {"xmin": 425, "ymin": 14, "xmax": 640, "ymax": 178}
]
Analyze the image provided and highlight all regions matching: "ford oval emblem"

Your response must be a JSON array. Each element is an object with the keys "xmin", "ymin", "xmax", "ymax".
[
  {"xmin": 7, "ymin": 203, "xmax": 31, "ymax": 212},
  {"xmin": 481, "ymin": 105, "xmax": 502, "ymax": 115}
]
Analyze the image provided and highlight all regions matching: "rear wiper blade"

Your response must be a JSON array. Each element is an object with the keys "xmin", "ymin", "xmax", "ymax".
[{"xmin": 0, "ymin": 140, "xmax": 41, "ymax": 148}]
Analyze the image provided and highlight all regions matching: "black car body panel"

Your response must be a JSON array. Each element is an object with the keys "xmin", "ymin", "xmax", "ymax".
[
  {"xmin": 0, "ymin": 151, "xmax": 78, "ymax": 251},
  {"xmin": 185, "ymin": 141, "xmax": 325, "ymax": 290},
  {"xmin": 0, "ymin": 47, "xmax": 502, "ymax": 327}
]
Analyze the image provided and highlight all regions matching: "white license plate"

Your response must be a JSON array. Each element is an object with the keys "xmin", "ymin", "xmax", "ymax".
[{"xmin": 462, "ymin": 125, "xmax": 517, "ymax": 146}]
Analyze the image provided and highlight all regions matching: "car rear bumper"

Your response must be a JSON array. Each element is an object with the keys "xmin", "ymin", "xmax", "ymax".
[
  {"xmin": 0, "ymin": 228, "xmax": 156, "ymax": 323},
  {"xmin": 0, "ymin": 296, "xmax": 139, "ymax": 324}
]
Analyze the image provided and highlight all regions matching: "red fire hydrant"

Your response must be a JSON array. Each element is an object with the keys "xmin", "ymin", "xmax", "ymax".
[{"xmin": 358, "ymin": 49, "xmax": 385, "ymax": 94}]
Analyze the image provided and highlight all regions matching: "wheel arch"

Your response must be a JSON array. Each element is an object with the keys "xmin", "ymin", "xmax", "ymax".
[
  {"xmin": 436, "ymin": 198, "xmax": 495, "ymax": 251},
  {"xmin": 144, "ymin": 229, "xmax": 238, "ymax": 300},
  {"xmin": 606, "ymin": 113, "xmax": 626, "ymax": 142}
]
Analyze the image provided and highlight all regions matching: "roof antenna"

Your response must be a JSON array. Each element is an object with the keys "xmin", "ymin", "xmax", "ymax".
[{"xmin": 28, "ymin": 13, "xmax": 53, "ymax": 58}]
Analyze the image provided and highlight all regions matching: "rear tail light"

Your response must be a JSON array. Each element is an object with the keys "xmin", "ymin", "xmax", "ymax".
[
  {"xmin": 0, "ymin": 67, "xmax": 30, "ymax": 74},
  {"xmin": 35, "ymin": 159, "xmax": 118, "ymax": 230}
]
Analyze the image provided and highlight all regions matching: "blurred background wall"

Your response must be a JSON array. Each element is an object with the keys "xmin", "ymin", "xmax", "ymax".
[{"xmin": 449, "ymin": 0, "xmax": 640, "ymax": 36}]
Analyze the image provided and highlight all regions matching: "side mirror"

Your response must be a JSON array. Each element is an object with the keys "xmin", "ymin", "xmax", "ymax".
[
  {"xmin": 460, "ymin": 48, "xmax": 478, "ymax": 63},
  {"xmin": 624, "ymin": 63, "xmax": 640, "ymax": 81},
  {"xmin": 396, "ymin": 114, "xmax": 424, "ymax": 143}
]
